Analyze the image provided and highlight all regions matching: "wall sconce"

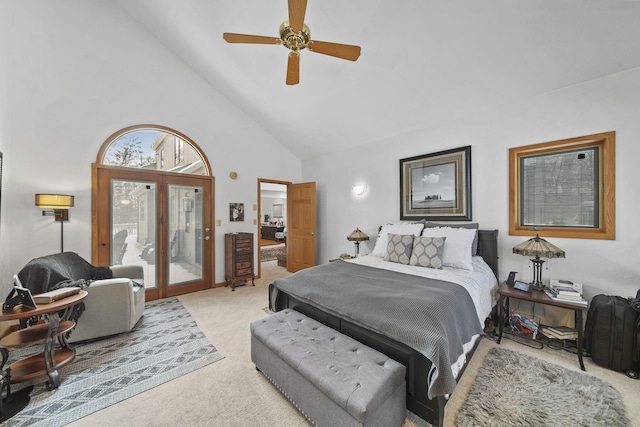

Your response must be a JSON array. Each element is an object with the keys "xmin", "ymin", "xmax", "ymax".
[
  {"xmin": 35, "ymin": 193, "xmax": 74, "ymax": 252},
  {"xmin": 352, "ymin": 185, "xmax": 367, "ymax": 196}
]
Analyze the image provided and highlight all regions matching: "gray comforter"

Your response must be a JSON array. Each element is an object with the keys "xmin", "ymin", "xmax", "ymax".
[{"xmin": 271, "ymin": 260, "xmax": 483, "ymax": 399}]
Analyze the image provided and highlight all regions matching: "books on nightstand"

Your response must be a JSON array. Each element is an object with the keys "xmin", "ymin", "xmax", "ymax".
[
  {"xmin": 540, "ymin": 325, "xmax": 579, "ymax": 340},
  {"xmin": 544, "ymin": 279, "xmax": 588, "ymax": 306}
]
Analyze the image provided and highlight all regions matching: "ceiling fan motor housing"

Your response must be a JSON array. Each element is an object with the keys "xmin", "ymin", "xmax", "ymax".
[{"xmin": 279, "ymin": 21, "xmax": 310, "ymax": 51}]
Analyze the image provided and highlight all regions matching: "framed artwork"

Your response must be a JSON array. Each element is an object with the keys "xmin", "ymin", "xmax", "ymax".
[
  {"xmin": 400, "ymin": 146, "xmax": 472, "ymax": 221},
  {"xmin": 229, "ymin": 203, "xmax": 244, "ymax": 222}
]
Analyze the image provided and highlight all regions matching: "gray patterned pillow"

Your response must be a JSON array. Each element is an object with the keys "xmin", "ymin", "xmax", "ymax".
[
  {"xmin": 409, "ymin": 236, "xmax": 446, "ymax": 269},
  {"xmin": 384, "ymin": 233, "xmax": 414, "ymax": 264}
]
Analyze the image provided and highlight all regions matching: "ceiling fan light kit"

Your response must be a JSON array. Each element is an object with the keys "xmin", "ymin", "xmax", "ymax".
[{"xmin": 223, "ymin": 0, "xmax": 361, "ymax": 85}]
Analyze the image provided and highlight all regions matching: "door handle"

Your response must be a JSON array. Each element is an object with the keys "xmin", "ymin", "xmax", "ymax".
[
  {"xmin": 310, "ymin": 232, "xmax": 314, "ymax": 236},
  {"xmin": 205, "ymin": 236, "xmax": 210, "ymax": 240}
]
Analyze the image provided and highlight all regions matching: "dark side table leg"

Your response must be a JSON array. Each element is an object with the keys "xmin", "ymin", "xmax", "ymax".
[
  {"xmin": 497, "ymin": 295, "xmax": 509, "ymax": 344},
  {"xmin": 576, "ymin": 309, "xmax": 586, "ymax": 371}
]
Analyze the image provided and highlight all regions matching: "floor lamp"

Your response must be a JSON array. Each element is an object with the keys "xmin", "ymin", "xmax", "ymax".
[{"xmin": 35, "ymin": 194, "xmax": 75, "ymax": 253}]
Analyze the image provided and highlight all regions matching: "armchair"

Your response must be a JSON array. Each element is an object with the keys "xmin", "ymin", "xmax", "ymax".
[
  {"xmin": 68, "ymin": 264, "xmax": 145, "ymax": 343},
  {"xmin": 17, "ymin": 252, "xmax": 145, "ymax": 343}
]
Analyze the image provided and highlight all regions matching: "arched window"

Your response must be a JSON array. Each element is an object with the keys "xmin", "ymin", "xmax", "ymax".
[{"xmin": 97, "ymin": 125, "xmax": 210, "ymax": 176}]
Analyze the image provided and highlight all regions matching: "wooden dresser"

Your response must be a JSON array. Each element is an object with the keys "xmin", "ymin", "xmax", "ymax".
[
  {"xmin": 261, "ymin": 225, "xmax": 285, "ymax": 241},
  {"xmin": 224, "ymin": 232, "xmax": 255, "ymax": 291}
]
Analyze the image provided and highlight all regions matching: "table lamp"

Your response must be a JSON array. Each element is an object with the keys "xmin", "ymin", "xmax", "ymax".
[
  {"xmin": 513, "ymin": 234, "xmax": 565, "ymax": 290},
  {"xmin": 347, "ymin": 228, "xmax": 369, "ymax": 257}
]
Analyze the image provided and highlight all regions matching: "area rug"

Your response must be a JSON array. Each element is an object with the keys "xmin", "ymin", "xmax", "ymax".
[
  {"xmin": 261, "ymin": 244, "xmax": 286, "ymax": 262},
  {"xmin": 456, "ymin": 347, "xmax": 629, "ymax": 427},
  {"xmin": 4, "ymin": 297, "xmax": 224, "ymax": 427}
]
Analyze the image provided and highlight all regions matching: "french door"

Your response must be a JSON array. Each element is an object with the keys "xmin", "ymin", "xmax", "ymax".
[{"xmin": 92, "ymin": 165, "xmax": 214, "ymax": 300}]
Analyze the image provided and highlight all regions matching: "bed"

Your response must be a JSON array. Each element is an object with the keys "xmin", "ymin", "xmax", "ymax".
[{"xmin": 269, "ymin": 224, "xmax": 499, "ymax": 427}]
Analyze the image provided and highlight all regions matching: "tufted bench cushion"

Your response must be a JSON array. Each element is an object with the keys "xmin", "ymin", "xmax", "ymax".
[{"xmin": 251, "ymin": 309, "xmax": 406, "ymax": 427}]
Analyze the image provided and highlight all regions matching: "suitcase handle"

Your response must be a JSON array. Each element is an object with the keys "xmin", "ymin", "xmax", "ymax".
[{"xmin": 629, "ymin": 289, "xmax": 640, "ymax": 312}]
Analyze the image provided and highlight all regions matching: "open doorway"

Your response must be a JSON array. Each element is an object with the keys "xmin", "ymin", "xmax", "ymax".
[{"xmin": 258, "ymin": 180, "xmax": 289, "ymax": 276}]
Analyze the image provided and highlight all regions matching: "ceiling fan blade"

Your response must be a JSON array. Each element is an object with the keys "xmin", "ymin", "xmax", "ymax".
[
  {"xmin": 307, "ymin": 40, "xmax": 361, "ymax": 61},
  {"xmin": 223, "ymin": 33, "xmax": 281, "ymax": 45},
  {"xmin": 286, "ymin": 51, "xmax": 300, "ymax": 85},
  {"xmin": 288, "ymin": 0, "xmax": 308, "ymax": 33}
]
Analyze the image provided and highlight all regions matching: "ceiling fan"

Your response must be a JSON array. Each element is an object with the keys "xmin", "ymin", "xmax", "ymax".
[{"xmin": 223, "ymin": 0, "xmax": 361, "ymax": 85}]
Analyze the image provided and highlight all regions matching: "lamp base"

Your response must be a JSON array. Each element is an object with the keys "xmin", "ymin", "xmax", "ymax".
[
  {"xmin": 531, "ymin": 282, "xmax": 545, "ymax": 291},
  {"xmin": 530, "ymin": 258, "xmax": 546, "ymax": 291}
]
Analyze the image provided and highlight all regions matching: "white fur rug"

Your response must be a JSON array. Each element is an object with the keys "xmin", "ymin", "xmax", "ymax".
[{"xmin": 456, "ymin": 347, "xmax": 629, "ymax": 426}]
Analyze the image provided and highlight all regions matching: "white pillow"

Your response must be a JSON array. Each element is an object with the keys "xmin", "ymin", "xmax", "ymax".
[
  {"xmin": 421, "ymin": 226, "xmax": 476, "ymax": 270},
  {"xmin": 371, "ymin": 223, "xmax": 425, "ymax": 257}
]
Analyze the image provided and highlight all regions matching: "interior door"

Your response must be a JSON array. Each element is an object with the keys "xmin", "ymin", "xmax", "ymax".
[
  {"xmin": 92, "ymin": 165, "xmax": 214, "ymax": 301},
  {"xmin": 286, "ymin": 182, "xmax": 316, "ymax": 272}
]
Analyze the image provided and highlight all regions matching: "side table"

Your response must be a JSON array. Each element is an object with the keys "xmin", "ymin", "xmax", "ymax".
[
  {"xmin": 0, "ymin": 291, "xmax": 87, "ymax": 389},
  {"xmin": 497, "ymin": 282, "xmax": 587, "ymax": 371}
]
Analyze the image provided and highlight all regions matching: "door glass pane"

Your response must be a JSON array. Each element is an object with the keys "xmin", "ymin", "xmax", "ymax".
[
  {"xmin": 111, "ymin": 180, "xmax": 157, "ymax": 289},
  {"xmin": 168, "ymin": 184, "xmax": 204, "ymax": 286}
]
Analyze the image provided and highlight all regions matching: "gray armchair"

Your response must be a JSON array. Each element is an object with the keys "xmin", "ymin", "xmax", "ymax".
[
  {"xmin": 68, "ymin": 264, "xmax": 145, "ymax": 343},
  {"xmin": 17, "ymin": 252, "xmax": 145, "ymax": 343}
]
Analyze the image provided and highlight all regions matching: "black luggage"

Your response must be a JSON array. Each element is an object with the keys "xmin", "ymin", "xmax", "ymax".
[{"xmin": 585, "ymin": 291, "xmax": 640, "ymax": 378}]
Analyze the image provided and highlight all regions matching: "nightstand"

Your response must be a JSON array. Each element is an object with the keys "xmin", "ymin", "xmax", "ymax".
[{"xmin": 497, "ymin": 281, "xmax": 587, "ymax": 371}]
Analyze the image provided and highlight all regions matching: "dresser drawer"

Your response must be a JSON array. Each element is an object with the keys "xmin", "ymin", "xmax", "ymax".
[
  {"xmin": 236, "ymin": 267, "xmax": 253, "ymax": 276},
  {"xmin": 236, "ymin": 245, "xmax": 252, "ymax": 255},
  {"xmin": 236, "ymin": 258, "xmax": 252, "ymax": 268}
]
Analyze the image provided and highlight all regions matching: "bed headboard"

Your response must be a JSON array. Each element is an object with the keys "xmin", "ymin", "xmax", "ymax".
[{"xmin": 477, "ymin": 229, "xmax": 499, "ymax": 280}]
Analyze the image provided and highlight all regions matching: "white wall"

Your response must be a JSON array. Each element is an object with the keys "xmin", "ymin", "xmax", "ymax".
[
  {"xmin": 0, "ymin": 1, "xmax": 301, "ymax": 295},
  {"xmin": 304, "ymin": 67, "xmax": 640, "ymax": 305}
]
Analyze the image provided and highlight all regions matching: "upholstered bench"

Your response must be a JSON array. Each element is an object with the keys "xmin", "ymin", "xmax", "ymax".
[{"xmin": 250, "ymin": 309, "xmax": 406, "ymax": 427}]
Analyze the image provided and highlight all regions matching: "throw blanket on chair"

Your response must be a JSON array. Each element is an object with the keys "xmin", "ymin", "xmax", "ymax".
[
  {"xmin": 18, "ymin": 252, "xmax": 112, "ymax": 294},
  {"xmin": 17, "ymin": 252, "xmax": 113, "ymax": 330}
]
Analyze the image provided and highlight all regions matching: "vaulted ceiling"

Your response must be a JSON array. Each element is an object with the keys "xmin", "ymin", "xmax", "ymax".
[{"xmin": 114, "ymin": 0, "xmax": 640, "ymax": 160}]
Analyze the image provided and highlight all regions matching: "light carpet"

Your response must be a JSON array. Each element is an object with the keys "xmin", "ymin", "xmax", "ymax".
[
  {"xmin": 4, "ymin": 297, "xmax": 223, "ymax": 427},
  {"xmin": 456, "ymin": 347, "xmax": 629, "ymax": 427}
]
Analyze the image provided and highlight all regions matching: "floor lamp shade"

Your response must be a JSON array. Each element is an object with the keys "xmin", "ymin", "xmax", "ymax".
[{"xmin": 35, "ymin": 194, "xmax": 75, "ymax": 209}]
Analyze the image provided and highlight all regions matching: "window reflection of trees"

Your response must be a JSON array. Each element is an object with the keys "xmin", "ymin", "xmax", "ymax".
[{"xmin": 103, "ymin": 129, "xmax": 208, "ymax": 235}]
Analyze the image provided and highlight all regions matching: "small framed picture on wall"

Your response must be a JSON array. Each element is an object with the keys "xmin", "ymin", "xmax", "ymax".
[{"xmin": 230, "ymin": 203, "xmax": 244, "ymax": 222}]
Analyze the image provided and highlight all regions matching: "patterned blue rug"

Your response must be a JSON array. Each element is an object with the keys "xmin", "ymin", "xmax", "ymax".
[{"xmin": 4, "ymin": 297, "xmax": 224, "ymax": 426}]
